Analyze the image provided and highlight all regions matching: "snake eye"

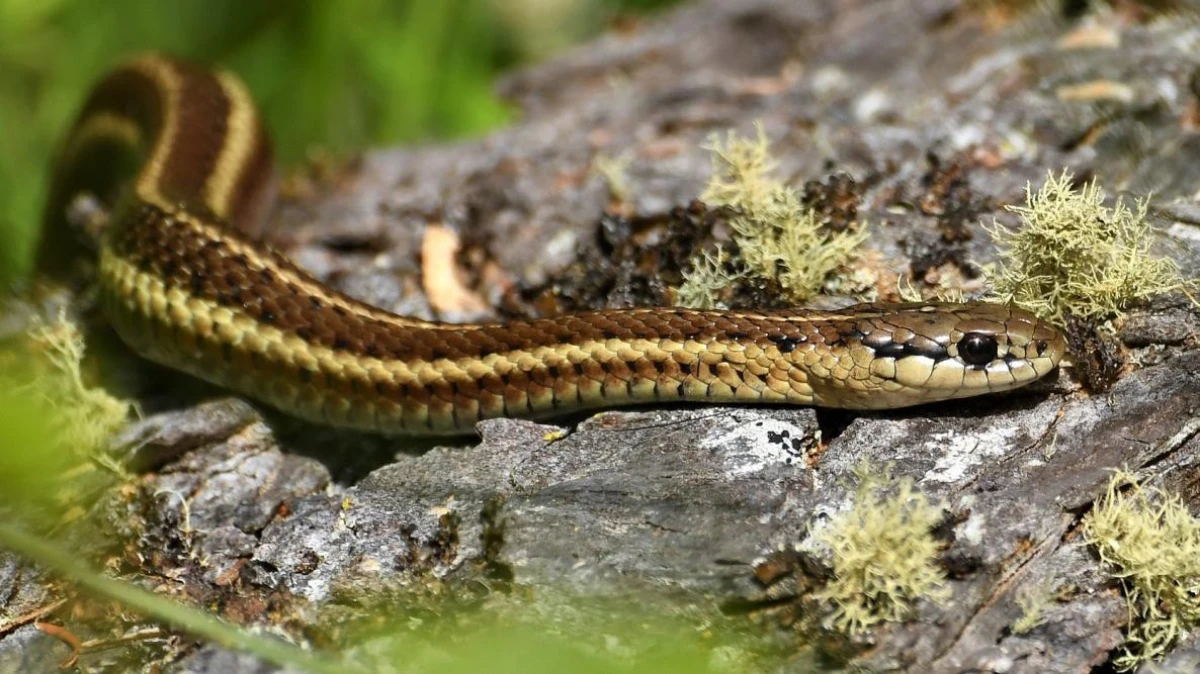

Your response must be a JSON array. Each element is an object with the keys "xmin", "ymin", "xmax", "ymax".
[{"xmin": 957, "ymin": 332, "xmax": 998, "ymax": 366}]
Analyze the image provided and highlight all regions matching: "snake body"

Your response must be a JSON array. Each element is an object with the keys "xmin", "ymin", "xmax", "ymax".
[{"xmin": 39, "ymin": 55, "xmax": 1066, "ymax": 434}]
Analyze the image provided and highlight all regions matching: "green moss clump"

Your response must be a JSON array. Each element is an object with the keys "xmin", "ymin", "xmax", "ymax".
[
  {"xmin": 987, "ymin": 170, "xmax": 1190, "ymax": 325},
  {"xmin": 810, "ymin": 465, "xmax": 950, "ymax": 635},
  {"xmin": 1084, "ymin": 470, "xmax": 1200, "ymax": 671},
  {"xmin": 676, "ymin": 124, "xmax": 866, "ymax": 308}
]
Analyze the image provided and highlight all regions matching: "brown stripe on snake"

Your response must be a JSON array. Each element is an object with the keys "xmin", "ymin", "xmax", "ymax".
[
  {"xmin": 43, "ymin": 53, "xmax": 1067, "ymax": 434},
  {"xmin": 129, "ymin": 57, "xmax": 251, "ymax": 230}
]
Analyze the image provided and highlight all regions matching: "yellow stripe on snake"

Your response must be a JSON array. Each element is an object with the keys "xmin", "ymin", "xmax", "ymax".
[{"xmin": 38, "ymin": 54, "xmax": 1066, "ymax": 434}]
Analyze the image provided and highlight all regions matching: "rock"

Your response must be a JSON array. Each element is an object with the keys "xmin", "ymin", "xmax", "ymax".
[{"xmin": 3, "ymin": 0, "xmax": 1200, "ymax": 672}]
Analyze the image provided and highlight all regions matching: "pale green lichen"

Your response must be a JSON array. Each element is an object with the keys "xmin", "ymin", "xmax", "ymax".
[
  {"xmin": 1010, "ymin": 581, "xmax": 1056, "ymax": 635},
  {"xmin": 897, "ymin": 274, "xmax": 965, "ymax": 304},
  {"xmin": 987, "ymin": 170, "xmax": 1190, "ymax": 325},
  {"xmin": 1084, "ymin": 470, "xmax": 1200, "ymax": 671},
  {"xmin": 591, "ymin": 152, "xmax": 633, "ymax": 203},
  {"xmin": 810, "ymin": 464, "xmax": 950, "ymax": 635},
  {"xmin": 676, "ymin": 123, "xmax": 866, "ymax": 309},
  {"xmin": 676, "ymin": 245, "xmax": 746, "ymax": 310},
  {"xmin": 25, "ymin": 309, "xmax": 134, "ymax": 456}
]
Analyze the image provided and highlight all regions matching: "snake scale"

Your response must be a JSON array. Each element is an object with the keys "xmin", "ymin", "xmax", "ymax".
[{"xmin": 37, "ymin": 54, "xmax": 1066, "ymax": 434}]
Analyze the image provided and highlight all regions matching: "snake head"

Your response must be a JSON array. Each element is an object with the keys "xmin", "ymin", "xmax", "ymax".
[{"xmin": 824, "ymin": 302, "xmax": 1067, "ymax": 409}]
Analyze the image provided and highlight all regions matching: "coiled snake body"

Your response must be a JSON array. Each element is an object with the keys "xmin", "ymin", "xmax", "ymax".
[{"xmin": 39, "ymin": 55, "xmax": 1066, "ymax": 434}]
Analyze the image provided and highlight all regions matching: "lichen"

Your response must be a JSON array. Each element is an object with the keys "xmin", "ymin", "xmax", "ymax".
[
  {"xmin": 676, "ymin": 245, "xmax": 746, "ymax": 310},
  {"xmin": 676, "ymin": 123, "xmax": 866, "ymax": 308},
  {"xmin": 897, "ymin": 273, "xmax": 965, "ymax": 304},
  {"xmin": 986, "ymin": 170, "xmax": 1191, "ymax": 325},
  {"xmin": 1083, "ymin": 469, "xmax": 1200, "ymax": 671},
  {"xmin": 24, "ymin": 309, "xmax": 134, "ymax": 456},
  {"xmin": 1010, "ymin": 581, "xmax": 1055, "ymax": 635},
  {"xmin": 591, "ymin": 152, "xmax": 633, "ymax": 204},
  {"xmin": 810, "ymin": 464, "xmax": 950, "ymax": 635}
]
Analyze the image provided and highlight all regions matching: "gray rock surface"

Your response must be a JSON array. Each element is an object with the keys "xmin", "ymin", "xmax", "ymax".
[{"xmin": 3, "ymin": 0, "xmax": 1200, "ymax": 672}]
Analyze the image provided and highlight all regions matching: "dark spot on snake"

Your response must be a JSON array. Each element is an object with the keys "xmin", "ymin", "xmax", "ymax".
[
  {"xmin": 769, "ymin": 335, "xmax": 800, "ymax": 353},
  {"xmin": 333, "ymin": 337, "xmax": 350, "ymax": 350},
  {"xmin": 364, "ymin": 343, "xmax": 382, "ymax": 358},
  {"xmin": 298, "ymin": 369, "xmax": 311, "ymax": 383},
  {"xmin": 547, "ymin": 365, "xmax": 560, "ymax": 378},
  {"xmin": 431, "ymin": 348, "xmax": 446, "ymax": 360},
  {"xmin": 729, "ymin": 331, "xmax": 748, "ymax": 341},
  {"xmin": 679, "ymin": 362, "xmax": 693, "ymax": 375},
  {"xmin": 573, "ymin": 363, "xmax": 585, "ymax": 376},
  {"xmin": 653, "ymin": 360, "xmax": 666, "ymax": 373},
  {"xmin": 602, "ymin": 330, "xmax": 617, "ymax": 340},
  {"xmin": 332, "ymin": 306, "xmax": 346, "ymax": 316},
  {"xmin": 957, "ymin": 332, "xmax": 999, "ymax": 366},
  {"xmin": 873, "ymin": 342, "xmax": 907, "ymax": 359},
  {"xmin": 260, "ymin": 309, "xmax": 275, "ymax": 324},
  {"xmin": 309, "ymin": 297, "xmax": 322, "ymax": 308}
]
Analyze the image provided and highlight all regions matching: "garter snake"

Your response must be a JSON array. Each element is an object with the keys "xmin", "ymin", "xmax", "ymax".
[{"xmin": 37, "ymin": 54, "xmax": 1066, "ymax": 434}]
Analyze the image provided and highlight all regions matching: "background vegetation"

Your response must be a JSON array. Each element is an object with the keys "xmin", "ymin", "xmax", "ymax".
[{"xmin": 0, "ymin": 0, "xmax": 677, "ymax": 281}]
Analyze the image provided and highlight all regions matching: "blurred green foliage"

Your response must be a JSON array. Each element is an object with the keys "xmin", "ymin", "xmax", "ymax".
[{"xmin": 0, "ymin": 0, "xmax": 678, "ymax": 282}]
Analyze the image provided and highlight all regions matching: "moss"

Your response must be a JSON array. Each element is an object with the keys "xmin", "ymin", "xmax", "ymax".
[
  {"xmin": 987, "ymin": 170, "xmax": 1191, "ymax": 325},
  {"xmin": 1083, "ymin": 470, "xmax": 1200, "ymax": 671},
  {"xmin": 677, "ymin": 123, "xmax": 866, "ymax": 308},
  {"xmin": 810, "ymin": 464, "xmax": 950, "ymax": 635}
]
